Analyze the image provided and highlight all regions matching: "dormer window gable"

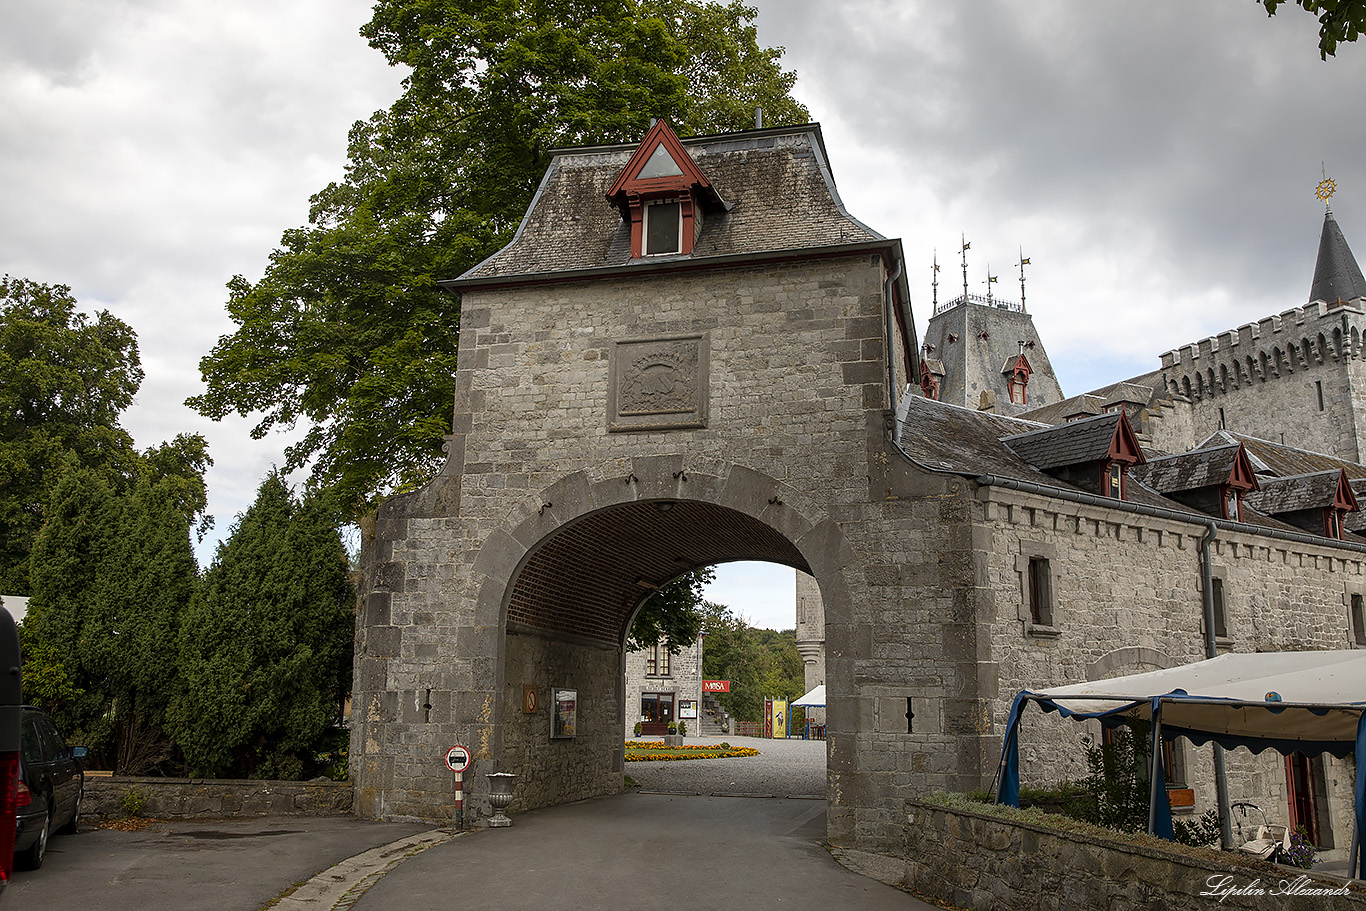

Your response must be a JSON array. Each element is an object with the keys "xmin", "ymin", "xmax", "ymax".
[
  {"xmin": 1002, "ymin": 353, "xmax": 1033, "ymax": 405},
  {"xmin": 1220, "ymin": 444, "xmax": 1260, "ymax": 521},
  {"xmin": 606, "ymin": 119, "xmax": 723, "ymax": 259},
  {"xmin": 1326, "ymin": 469, "xmax": 1360, "ymax": 539},
  {"xmin": 1002, "ymin": 410, "xmax": 1146, "ymax": 499}
]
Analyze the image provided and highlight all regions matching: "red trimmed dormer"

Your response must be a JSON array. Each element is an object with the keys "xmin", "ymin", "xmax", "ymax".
[
  {"xmin": 1002, "ymin": 352, "xmax": 1032, "ymax": 405},
  {"xmin": 1099, "ymin": 408, "xmax": 1147, "ymax": 499},
  {"xmin": 1326, "ymin": 469, "xmax": 1359, "ymax": 539},
  {"xmin": 606, "ymin": 120, "xmax": 723, "ymax": 259},
  {"xmin": 1221, "ymin": 444, "xmax": 1260, "ymax": 521}
]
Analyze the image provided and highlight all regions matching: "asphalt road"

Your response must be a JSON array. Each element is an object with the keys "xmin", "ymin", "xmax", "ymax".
[{"xmin": 4, "ymin": 816, "xmax": 430, "ymax": 911}]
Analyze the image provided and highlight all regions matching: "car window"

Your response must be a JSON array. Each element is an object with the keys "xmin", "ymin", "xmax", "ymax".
[
  {"xmin": 36, "ymin": 717, "xmax": 66, "ymax": 761},
  {"xmin": 21, "ymin": 717, "xmax": 43, "ymax": 765}
]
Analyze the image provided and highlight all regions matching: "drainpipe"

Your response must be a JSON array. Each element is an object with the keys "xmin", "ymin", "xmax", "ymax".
[
  {"xmin": 884, "ymin": 258, "xmax": 904, "ymax": 412},
  {"xmin": 1199, "ymin": 520, "xmax": 1235, "ymax": 850}
]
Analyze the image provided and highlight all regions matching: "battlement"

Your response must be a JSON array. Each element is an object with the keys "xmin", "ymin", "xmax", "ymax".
[{"xmin": 1157, "ymin": 300, "xmax": 1366, "ymax": 400}]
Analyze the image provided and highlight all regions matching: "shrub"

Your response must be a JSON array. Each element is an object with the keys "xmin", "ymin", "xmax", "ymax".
[{"xmin": 121, "ymin": 786, "xmax": 146, "ymax": 817}]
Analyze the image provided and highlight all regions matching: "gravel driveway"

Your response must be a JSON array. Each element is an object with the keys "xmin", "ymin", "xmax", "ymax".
[{"xmin": 625, "ymin": 734, "xmax": 827, "ymax": 797}]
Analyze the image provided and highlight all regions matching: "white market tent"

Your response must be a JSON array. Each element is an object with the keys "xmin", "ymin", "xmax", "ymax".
[
  {"xmin": 791, "ymin": 685, "xmax": 826, "ymax": 707},
  {"xmin": 994, "ymin": 650, "xmax": 1366, "ymax": 879}
]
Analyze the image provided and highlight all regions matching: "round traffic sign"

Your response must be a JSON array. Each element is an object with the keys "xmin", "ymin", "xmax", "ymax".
[{"xmin": 445, "ymin": 744, "xmax": 471, "ymax": 773}]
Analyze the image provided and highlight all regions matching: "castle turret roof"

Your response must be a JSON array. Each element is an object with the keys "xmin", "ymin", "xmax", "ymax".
[{"xmin": 1309, "ymin": 208, "xmax": 1366, "ymax": 305}]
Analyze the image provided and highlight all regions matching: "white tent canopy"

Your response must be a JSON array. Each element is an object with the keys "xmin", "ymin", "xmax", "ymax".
[
  {"xmin": 791, "ymin": 684, "xmax": 825, "ymax": 707},
  {"xmin": 1031, "ymin": 650, "xmax": 1366, "ymax": 753},
  {"xmin": 996, "ymin": 649, "xmax": 1366, "ymax": 878}
]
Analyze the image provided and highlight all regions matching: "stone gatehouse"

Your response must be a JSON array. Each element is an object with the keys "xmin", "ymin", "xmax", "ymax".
[{"xmin": 353, "ymin": 118, "xmax": 1366, "ymax": 859}]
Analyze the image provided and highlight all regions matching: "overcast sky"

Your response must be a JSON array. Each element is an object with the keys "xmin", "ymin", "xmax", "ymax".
[{"xmin": 4, "ymin": 2, "xmax": 1364, "ymax": 629}]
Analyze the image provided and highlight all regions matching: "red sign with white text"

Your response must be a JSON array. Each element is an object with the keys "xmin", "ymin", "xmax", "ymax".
[{"xmin": 702, "ymin": 680, "xmax": 730, "ymax": 693}]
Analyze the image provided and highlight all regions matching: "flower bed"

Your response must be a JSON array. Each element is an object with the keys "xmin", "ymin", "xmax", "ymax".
[{"xmin": 624, "ymin": 740, "xmax": 760, "ymax": 762}]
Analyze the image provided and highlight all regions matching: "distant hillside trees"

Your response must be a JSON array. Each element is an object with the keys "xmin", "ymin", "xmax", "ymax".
[{"xmin": 700, "ymin": 601, "xmax": 805, "ymax": 723}]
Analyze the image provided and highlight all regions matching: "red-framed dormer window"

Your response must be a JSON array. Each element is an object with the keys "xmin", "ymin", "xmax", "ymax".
[
  {"xmin": 1098, "ymin": 411, "xmax": 1147, "ymax": 500},
  {"xmin": 919, "ymin": 360, "xmax": 940, "ymax": 401},
  {"xmin": 1322, "ymin": 469, "xmax": 1358, "ymax": 539},
  {"xmin": 1003, "ymin": 352, "xmax": 1032, "ymax": 405},
  {"xmin": 607, "ymin": 120, "xmax": 720, "ymax": 260},
  {"xmin": 1221, "ymin": 443, "xmax": 1259, "ymax": 522}
]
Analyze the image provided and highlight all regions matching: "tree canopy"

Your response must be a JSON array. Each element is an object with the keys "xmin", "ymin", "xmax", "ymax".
[
  {"xmin": 627, "ymin": 566, "xmax": 714, "ymax": 654},
  {"xmin": 0, "ymin": 275, "xmax": 211, "ymax": 594},
  {"xmin": 190, "ymin": 1, "xmax": 809, "ymax": 516},
  {"xmin": 1261, "ymin": 0, "xmax": 1366, "ymax": 57},
  {"xmin": 698, "ymin": 600, "xmax": 804, "ymax": 722}
]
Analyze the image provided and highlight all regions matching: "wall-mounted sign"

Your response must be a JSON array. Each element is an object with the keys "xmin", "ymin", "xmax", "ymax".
[
  {"xmin": 678, "ymin": 699, "xmax": 698, "ymax": 719},
  {"xmin": 523, "ymin": 684, "xmax": 538, "ymax": 713},
  {"xmin": 702, "ymin": 680, "xmax": 730, "ymax": 693},
  {"xmin": 552, "ymin": 687, "xmax": 577, "ymax": 739}
]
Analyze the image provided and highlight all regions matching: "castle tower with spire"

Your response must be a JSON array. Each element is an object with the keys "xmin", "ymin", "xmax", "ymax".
[{"xmin": 1152, "ymin": 202, "xmax": 1366, "ymax": 460}]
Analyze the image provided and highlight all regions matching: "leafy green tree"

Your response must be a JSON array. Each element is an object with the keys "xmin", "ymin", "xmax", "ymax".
[
  {"xmin": 627, "ymin": 567, "xmax": 714, "ymax": 654},
  {"xmin": 698, "ymin": 600, "xmax": 804, "ymax": 722},
  {"xmin": 23, "ymin": 468, "xmax": 197, "ymax": 773},
  {"xmin": 170, "ymin": 474, "xmax": 354, "ymax": 779},
  {"xmin": 1261, "ymin": 0, "xmax": 1366, "ymax": 58},
  {"xmin": 190, "ymin": 1, "xmax": 809, "ymax": 516},
  {"xmin": 0, "ymin": 275, "xmax": 213, "ymax": 594}
]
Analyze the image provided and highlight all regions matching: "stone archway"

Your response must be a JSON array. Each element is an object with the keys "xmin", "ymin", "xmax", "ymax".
[{"xmin": 467, "ymin": 460, "xmax": 854, "ymax": 813}]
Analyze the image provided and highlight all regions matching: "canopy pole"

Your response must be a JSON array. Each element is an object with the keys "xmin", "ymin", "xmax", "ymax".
[
  {"xmin": 1199, "ymin": 521, "xmax": 1235, "ymax": 850},
  {"xmin": 1148, "ymin": 700, "xmax": 1163, "ymax": 835}
]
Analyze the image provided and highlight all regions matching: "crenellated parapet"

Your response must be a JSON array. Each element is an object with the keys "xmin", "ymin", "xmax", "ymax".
[{"xmin": 1158, "ymin": 300, "xmax": 1366, "ymax": 401}]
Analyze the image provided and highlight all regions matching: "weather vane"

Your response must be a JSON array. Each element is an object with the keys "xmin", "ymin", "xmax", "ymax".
[
  {"xmin": 984, "ymin": 266, "xmax": 998, "ymax": 305},
  {"xmin": 1018, "ymin": 247, "xmax": 1031, "ymax": 313},
  {"xmin": 1317, "ymin": 163, "xmax": 1336, "ymax": 208},
  {"xmin": 932, "ymin": 251, "xmax": 940, "ymax": 310},
  {"xmin": 961, "ymin": 235, "xmax": 970, "ymax": 301}
]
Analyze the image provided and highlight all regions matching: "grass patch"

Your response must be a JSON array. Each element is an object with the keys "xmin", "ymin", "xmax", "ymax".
[{"xmin": 624, "ymin": 740, "xmax": 760, "ymax": 762}]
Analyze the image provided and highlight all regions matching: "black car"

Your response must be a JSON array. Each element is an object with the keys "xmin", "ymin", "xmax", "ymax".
[{"xmin": 14, "ymin": 707, "xmax": 85, "ymax": 869}]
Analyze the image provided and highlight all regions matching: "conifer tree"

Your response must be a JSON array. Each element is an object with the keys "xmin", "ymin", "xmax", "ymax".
[
  {"xmin": 170, "ymin": 473, "xmax": 353, "ymax": 779},
  {"xmin": 24, "ymin": 468, "xmax": 196, "ymax": 772}
]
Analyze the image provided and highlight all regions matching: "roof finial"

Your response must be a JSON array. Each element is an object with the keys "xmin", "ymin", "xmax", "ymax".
[
  {"xmin": 984, "ymin": 264, "xmax": 998, "ymax": 305},
  {"xmin": 1317, "ymin": 163, "xmax": 1336, "ymax": 210},
  {"xmin": 1018, "ymin": 247, "xmax": 1031, "ymax": 313}
]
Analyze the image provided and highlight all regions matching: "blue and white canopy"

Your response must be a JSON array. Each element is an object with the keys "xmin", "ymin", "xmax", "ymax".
[{"xmin": 995, "ymin": 650, "xmax": 1366, "ymax": 878}]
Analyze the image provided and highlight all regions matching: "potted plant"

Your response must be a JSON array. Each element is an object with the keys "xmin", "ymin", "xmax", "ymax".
[
  {"xmin": 667, "ymin": 721, "xmax": 678, "ymax": 735},
  {"xmin": 677, "ymin": 721, "xmax": 687, "ymax": 737},
  {"xmin": 633, "ymin": 721, "xmax": 642, "ymax": 737}
]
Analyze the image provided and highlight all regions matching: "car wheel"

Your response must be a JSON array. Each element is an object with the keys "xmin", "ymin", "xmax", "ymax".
[
  {"xmin": 61, "ymin": 787, "xmax": 82, "ymax": 835},
  {"xmin": 18, "ymin": 801, "xmax": 51, "ymax": 870}
]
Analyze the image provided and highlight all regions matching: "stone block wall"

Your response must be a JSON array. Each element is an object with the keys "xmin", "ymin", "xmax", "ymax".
[
  {"xmin": 84, "ymin": 776, "xmax": 353, "ymax": 819},
  {"xmin": 1158, "ymin": 301, "xmax": 1366, "ymax": 461},
  {"xmin": 902, "ymin": 799, "xmax": 1365, "ymax": 910},
  {"xmin": 980, "ymin": 482, "xmax": 1366, "ymax": 855},
  {"xmin": 623, "ymin": 634, "xmax": 703, "ymax": 736}
]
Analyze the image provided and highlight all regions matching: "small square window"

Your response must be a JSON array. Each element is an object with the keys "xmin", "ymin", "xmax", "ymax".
[{"xmin": 644, "ymin": 201, "xmax": 681, "ymax": 255}]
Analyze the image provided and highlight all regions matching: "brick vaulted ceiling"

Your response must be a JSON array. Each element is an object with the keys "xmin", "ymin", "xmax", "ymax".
[{"xmin": 506, "ymin": 500, "xmax": 811, "ymax": 646}]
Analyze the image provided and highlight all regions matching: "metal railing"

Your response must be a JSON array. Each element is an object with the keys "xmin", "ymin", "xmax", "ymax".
[{"xmin": 934, "ymin": 293, "xmax": 1024, "ymax": 315}]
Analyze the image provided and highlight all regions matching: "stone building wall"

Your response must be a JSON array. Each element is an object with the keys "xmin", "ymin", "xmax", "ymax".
[
  {"xmin": 980, "ymin": 482, "xmax": 1366, "ymax": 857},
  {"xmin": 794, "ymin": 571, "xmax": 825, "ymax": 695},
  {"xmin": 1158, "ymin": 302, "xmax": 1366, "ymax": 460},
  {"xmin": 622, "ymin": 635, "xmax": 703, "ymax": 736},
  {"xmin": 354, "ymin": 250, "xmax": 989, "ymax": 854}
]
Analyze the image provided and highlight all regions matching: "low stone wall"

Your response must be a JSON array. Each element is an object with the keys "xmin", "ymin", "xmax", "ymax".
[
  {"xmin": 84, "ymin": 776, "xmax": 352, "ymax": 820},
  {"xmin": 904, "ymin": 799, "xmax": 1366, "ymax": 910}
]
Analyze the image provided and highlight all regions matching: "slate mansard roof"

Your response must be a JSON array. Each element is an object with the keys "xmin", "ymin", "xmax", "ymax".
[
  {"xmin": 447, "ymin": 124, "xmax": 885, "ymax": 287},
  {"xmin": 1000, "ymin": 411, "xmax": 1130, "ymax": 470}
]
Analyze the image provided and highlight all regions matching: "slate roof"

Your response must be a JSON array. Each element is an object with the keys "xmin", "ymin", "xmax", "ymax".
[
  {"xmin": 894, "ymin": 397, "xmax": 1189, "ymax": 513},
  {"xmin": 1244, "ymin": 471, "xmax": 1342, "ymax": 516},
  {"xmin": 1018, "ymin": 394, "xmax": 1105, "ymax": 424},
  {"xmin": 1309, "ymin": 208, "xmax": 1366, "ymax": 305},
  {"xmin": 1001, "ymin": 411, "xmax": 1123, "ymax": 470},
  {"xmin": 1130, "ymin": 444, "xmax": 1240, "ymax": 494},
  {"xmin": 1201, "ymin": 430, "xmax": 1366, "ymax": 482},
  {"xmin": 451, "ymin": 125, "xmax": 881, "ymax": 283}
]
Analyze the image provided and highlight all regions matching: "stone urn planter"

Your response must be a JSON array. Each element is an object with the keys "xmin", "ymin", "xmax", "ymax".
[{"xmin": 486, "ymin": 772, "xmax": 517, "ymax": 827}]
